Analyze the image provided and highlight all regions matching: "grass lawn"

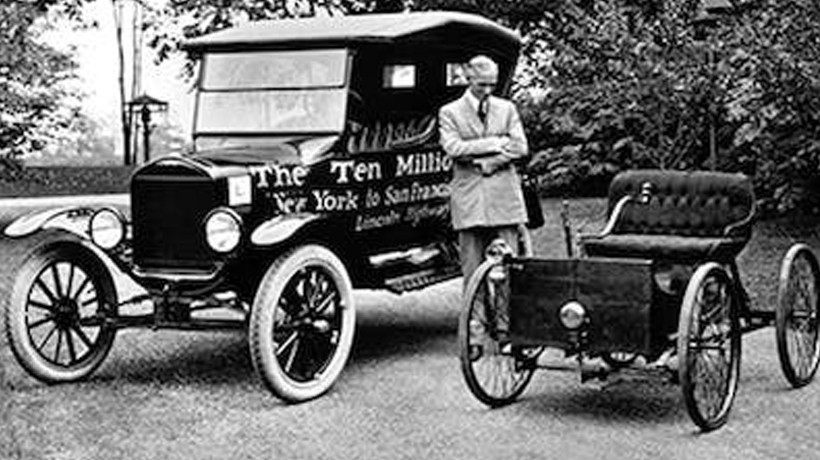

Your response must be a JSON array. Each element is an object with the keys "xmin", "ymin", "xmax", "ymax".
[{"xmin": 1, "ymin": 187, "xmax": 820, "ymax": 458}]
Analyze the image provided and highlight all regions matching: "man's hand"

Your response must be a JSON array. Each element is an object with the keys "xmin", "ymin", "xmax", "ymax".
[
  {"xmin": 471, "ymin": 137, "xmax": 514, "ymax": 175},
  {"xmin": 475, "ymin": 154, "xmax": 510, "ymax": 176},
  {"xmin": 489, "ymin": 135, "xmax": 510, "ymax": 153}
]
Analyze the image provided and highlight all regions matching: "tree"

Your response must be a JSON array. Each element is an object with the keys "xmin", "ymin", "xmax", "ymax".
[
  {"xmin": 1, "ymin": 3, "xmax": 74, "ymax": 165},
  {"xmin": 718, "ymin": 0, "xmax": 820, "ymax": 212},
  {"xmin": 0, "ymin": 0, "xmax": 99, "ymax": 174}
]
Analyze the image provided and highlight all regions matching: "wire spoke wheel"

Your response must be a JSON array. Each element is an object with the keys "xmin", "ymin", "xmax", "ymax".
[
  {"xmin": 459, "ymin": 258, "xmax": 534, "ymax": 407},
  {"xmin": 6, "ymin": 242, "xmax": 117, "ymax": 383},
  {"xmin": 776, "ymin": 244, "xmax": 820, "ymax": 388},
  {"xmin": 678, "ymin": 263, "xmax": 740, "ymax": 432},
  {"xmin": 250, "ymin": 245, "xmax": 355, "ymax": 402}
]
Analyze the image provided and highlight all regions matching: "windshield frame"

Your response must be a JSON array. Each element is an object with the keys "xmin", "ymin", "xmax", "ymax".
[{"xmin": 192, "ymin": 48, "xmax": 352, "ymax": 142}]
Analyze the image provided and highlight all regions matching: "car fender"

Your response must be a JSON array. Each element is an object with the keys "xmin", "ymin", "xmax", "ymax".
[
  {"xmin": 249, "ymin": 213, "xmax": 326, "ymax": 247},
  {"xmin": 4, "ymin": 206, "xmax": 98, "ymax": 239}
]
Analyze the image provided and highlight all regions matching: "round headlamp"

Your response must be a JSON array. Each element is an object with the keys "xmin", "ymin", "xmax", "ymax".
[
  {"xmin": 559, "ymin": 300, "xmax": 587, "ymax": 330},
  {"xmin": 488, "ymin": 264, "xmax": 508, "ymax": 282},
  {"xmin": 89, "ymin": 208, "xmax": 125, "ymax": 250},
  {"xmin": 204, "ymin": 208, "xmax": 242, "ymax": 253}
]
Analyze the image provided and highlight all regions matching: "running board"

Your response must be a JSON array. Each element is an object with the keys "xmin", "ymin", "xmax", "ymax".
[{"xmin": 384, "ymin": 266, "xmax": 460, "ymax": 293}]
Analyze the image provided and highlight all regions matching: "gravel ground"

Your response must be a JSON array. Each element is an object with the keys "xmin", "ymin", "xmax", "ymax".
[{"xmin": 2, "ymin": 197, "xmax": 820, "ymax": 460}]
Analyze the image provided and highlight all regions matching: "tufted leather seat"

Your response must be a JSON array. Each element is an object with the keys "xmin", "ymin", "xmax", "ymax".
[{"xmin": 580, "ymin": 170, "xmax": 756, "ymax": 263}]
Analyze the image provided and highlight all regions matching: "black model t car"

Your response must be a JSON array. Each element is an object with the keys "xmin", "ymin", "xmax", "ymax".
[{"xmin": 3, "ymin": 12, "xmax": 526, "ymax": 401}]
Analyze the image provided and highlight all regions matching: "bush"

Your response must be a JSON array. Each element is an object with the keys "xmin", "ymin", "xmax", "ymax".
[
  {"xmin": 0, "ymin": 165, "xmax": 134, "ymax": 198},
  {"xmin": 514, "ymin": 0, "xmax": 820, "ymax": 214}
]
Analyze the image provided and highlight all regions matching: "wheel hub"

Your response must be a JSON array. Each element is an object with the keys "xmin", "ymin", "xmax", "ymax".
[
  {"xmin": 311, "ymin": 319, "xmax": 331, "ymax": 333},
  {"xmin": 293, "ymin": 316, "xmax": 331, "ymax": 333},
  {"xmin": 53, "ymin": 298, "xmax": 79, "ymax": 329}
]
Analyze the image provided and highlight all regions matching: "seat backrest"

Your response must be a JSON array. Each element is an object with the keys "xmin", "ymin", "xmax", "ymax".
[{"xmin": 608, "ymin": 170, "xmax": 756, "ymax": 238}]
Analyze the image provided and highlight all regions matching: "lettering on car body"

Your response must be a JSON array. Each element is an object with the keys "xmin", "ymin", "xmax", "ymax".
[{"xmin": 250, "ymin": 148, "xmax": 454, "ymax": 229}]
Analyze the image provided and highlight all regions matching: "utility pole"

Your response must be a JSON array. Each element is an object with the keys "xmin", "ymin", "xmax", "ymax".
[
  {"xmin": 113, "ymin": 0, "xmax": 131, "ymax": 165},
  {"xmin": 130, "ymin": 0, "xmax": 143, "ymax": 163}
]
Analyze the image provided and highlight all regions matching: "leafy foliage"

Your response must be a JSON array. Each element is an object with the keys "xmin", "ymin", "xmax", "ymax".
[
  {"xmin": 0, "ymin": 1, "xmax": 89, "ymax": 175},
  {"xmin": 511, "ymin": 0, "xmax": 719, "ymax": 196},
  {"xmin": 718, "ymin": 0, "xmax": 820, "ymax": 213}
]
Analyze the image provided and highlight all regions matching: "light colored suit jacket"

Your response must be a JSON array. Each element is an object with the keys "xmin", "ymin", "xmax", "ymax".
[{"xmin": 439, "ymin": 92, "xmax": 529, "ymax": 230}]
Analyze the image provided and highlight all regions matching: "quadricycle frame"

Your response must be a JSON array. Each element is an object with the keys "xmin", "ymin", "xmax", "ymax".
[{"xmin": 458, "ymin": 169, "xmax": 820, "ymax": 431}]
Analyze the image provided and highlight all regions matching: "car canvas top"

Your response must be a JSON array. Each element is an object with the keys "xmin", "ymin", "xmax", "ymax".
[{"xmin": 182, "ymin": 11, "xmax": 521, "ymax": 55}]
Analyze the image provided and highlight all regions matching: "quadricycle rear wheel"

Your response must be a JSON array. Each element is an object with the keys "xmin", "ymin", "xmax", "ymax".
[{"xmin": 678, "ymin": 263, "xmax": 741, "ymax": 432}]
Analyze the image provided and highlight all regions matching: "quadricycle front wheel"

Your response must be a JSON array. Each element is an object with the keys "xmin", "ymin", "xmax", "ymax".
[{"xmin": 458, "ymin": 258, "xmax": 535, "ymax": 407}]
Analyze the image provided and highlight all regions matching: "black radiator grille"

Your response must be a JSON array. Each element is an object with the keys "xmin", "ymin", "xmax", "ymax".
[{"xmin": 131, "ymin": 173, "xmax": 220, "ymax": 270}]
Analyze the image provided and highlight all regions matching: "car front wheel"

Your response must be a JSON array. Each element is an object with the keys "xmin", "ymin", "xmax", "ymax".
[
  {"xmin": 6, "ymin": 241, "xmax": 118, "ymax": 383},
  {"xmin": 249, "ymin": 245, "xmax": 356, "ymax": 402}
]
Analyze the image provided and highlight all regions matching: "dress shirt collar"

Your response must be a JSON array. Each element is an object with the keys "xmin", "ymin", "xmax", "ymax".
[{"xmin": 465, "ymin": 90, "xmax": 482, "ymax": 112}]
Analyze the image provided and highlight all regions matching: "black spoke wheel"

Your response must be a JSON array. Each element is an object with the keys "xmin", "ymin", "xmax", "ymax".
[
  {"xmin": 249, "ymin": 245, "xmax": 355, "ymax": 402},
  {"xmin": 776, "ymin": 243, "xmax": 820, "ymax": 388},
  {"xmin": 6, "ymin": 242, "xmax": 117, "ymax": 383},
  {"xmin": 678, "ymin": 263, "xmax": 740, "ymax": 432},
  {"xmin": 459, "ymin": 258, "xmax": 534, "ymax": 407}
]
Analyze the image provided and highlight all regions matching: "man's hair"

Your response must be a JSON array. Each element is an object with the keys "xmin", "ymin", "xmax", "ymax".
[{"xmin": 467, "ymin": 55, "xmax": 498, "ymax": 77}]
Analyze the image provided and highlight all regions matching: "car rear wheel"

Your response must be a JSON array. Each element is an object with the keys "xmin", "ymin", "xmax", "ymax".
[
  {"xmin": 776, "ymin": 243, "xmax": 820, "ymax": 388},
  {"xmin": 678, "ymin": 263, "xmax": 740, "ymax": 432},
  {"xmin": 6, "ymin": 241, "xmax": 118, "ymax": 383},
  {"xmin": 249, "ymin": 245, "xmax": 355, "ymax": 402}
]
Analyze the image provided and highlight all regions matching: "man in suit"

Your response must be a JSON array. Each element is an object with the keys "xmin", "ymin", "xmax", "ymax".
[{"xmin": 439, "ymin": 55, "xmax": 529, "ymax": 290}]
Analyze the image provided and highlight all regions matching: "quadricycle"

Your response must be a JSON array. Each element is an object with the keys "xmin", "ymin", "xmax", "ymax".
[{"xmin": 458, "ymin": 169, "xmax": 820, "ymax": 431}]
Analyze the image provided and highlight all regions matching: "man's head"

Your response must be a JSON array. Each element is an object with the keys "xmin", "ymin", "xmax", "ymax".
[{"xmin": 466, "ymin": 55, "xmax": 498, "ymax": 101}]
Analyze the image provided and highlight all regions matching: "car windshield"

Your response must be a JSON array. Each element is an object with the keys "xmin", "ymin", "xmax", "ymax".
[{"xmin": 195, "ymin": 49, "xmax": 349, "ymax": 136}]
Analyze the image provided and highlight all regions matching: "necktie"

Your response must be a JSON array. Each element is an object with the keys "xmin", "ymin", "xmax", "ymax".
[{"xmin": 478, "ymin": 97, "xmax": 489, "ymax": 124}]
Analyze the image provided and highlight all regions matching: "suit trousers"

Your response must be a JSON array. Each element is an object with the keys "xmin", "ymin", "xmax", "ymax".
[{"xmin": 458, "ymin": 225, "xmax": 519, "ymax": 292}]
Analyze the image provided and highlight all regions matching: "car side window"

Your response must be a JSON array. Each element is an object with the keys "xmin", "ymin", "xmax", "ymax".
[
  {"xmin": 383, "ymin": 64, "xmax": 416, "ymax": 89},
  {"xmin": 446, "ymin": 63, "xmax": 469, "ymax": 87}
]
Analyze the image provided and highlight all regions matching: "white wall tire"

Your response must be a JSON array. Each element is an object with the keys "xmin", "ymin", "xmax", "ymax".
[{"xmin": 249, "ymin": 245, "xmax": 355, "ymax": 402}]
